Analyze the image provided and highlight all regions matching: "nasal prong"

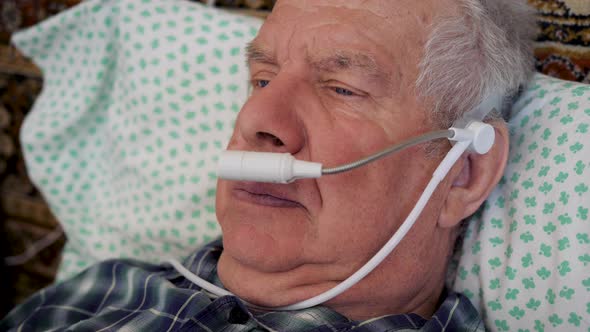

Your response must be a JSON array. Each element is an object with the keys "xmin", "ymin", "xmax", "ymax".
[{"xmin": 218, "ymin": 151, "xmax": 323, "ymax": 183}]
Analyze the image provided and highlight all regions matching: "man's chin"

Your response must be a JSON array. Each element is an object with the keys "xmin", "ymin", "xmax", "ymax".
[
  {"xmin": 220, "ymin": 227, "xmax": 306, "ymax": 273},
  {"xmin": 217, "ymin": 251, "xmax": 339, "ymax": 309}
]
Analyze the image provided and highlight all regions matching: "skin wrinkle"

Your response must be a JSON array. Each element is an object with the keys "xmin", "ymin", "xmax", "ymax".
[
  {"xmin": 312, "ymin": 26, "xmax": 397, "ymax": 88},
  {"xmin": 248, "ymin": 44, "xmax": 399, "ymax": 144},
  {"xmin": 254, "ymin": 12, "xmax": 411, "ymax": 126},
  {"xmin": 216, "ymin": 0, "xmax": 508, "ymax": 321},
  {"xmin": 310, "ymin": 51, "xmax": 395, "ymax": 94},
  {"xmin": 247, "ymin": 43, "xmax": 393, "ymax": 90},
  {"xmin": 283, "ymin": 1, "xmax": 399, "ymax": 21}
]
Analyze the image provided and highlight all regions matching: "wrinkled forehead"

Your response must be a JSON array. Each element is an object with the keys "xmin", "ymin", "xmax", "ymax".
[
  {"xmin": 269, "ymin": 0, "xmax": 455, "ymax": 33},
  {"xmin": 273, "ymin": 0, "xmax": 439, "ymax": 20},
  {"xmin": 260, "ymin": 0, "xmax": 458, "ymax": 70}
]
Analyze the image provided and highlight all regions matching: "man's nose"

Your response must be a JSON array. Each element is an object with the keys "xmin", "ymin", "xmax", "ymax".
[{"xmin": 235, "ymin": 77, "xmax": 306, "ymax": 155}]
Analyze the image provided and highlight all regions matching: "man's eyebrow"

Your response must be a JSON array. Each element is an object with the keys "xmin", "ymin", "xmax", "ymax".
[
  {"xmin": 311, "ymin": 51, "xmax": 379, "ymax": 73},
  {"xmin": 245, "ymin": 44, "xmax": 394, "ymax": 90},
  {"xmin": 310, "ymin": 51, "xmax": 393, "ymax": 87},
  {"xmin": 246, "ymin": 42, "xmax": 276, "ymax": 66}
]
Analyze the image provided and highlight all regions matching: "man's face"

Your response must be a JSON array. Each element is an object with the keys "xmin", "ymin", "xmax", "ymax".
[{"xmin": 216, "ymin": 0, "xmax": 459, "ymax": 316}]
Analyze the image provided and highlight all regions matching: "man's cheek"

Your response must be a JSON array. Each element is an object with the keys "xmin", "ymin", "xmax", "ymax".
[{"xmin": 215, "ymin": 181, "xmax": 231, "ymax": 223}]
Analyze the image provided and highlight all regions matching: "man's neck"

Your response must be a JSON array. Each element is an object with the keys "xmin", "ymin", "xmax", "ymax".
[{"xmin": 324, "ymin": 273, "xmax": 446, "ymax": 320}]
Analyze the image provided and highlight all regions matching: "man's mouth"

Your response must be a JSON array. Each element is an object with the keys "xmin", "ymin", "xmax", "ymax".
[{"xmin": 233, "ymin": 183, "xmax": 305, "ymax": 209}]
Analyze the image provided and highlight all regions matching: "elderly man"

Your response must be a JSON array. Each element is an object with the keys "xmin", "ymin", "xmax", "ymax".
[{"xmin": 1, "ymin": 0, "xmax": 534, "ymax": 330}]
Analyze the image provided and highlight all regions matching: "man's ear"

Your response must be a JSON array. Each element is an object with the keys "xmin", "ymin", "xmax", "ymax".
[{"xmin": 438, "ymin": 120, "xmax": 509, "ymax": 228}]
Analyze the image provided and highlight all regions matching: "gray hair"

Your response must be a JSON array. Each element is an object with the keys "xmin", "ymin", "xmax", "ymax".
[{"xmin": 417, "ymin": 0, "xmax": 536, "ymax": 128}]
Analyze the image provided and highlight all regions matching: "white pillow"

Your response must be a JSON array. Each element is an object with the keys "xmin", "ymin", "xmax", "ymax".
[
  {"xmin": 13, "ymin": 0, "xmax": 261, "ymax": 279},
  {"xmin": 453, "ymin": 74, "xmax": 590, "ymax": 331}
]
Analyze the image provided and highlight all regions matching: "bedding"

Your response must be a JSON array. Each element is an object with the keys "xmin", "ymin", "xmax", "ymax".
[
  {"xmin": 452, "ymin": 74, "xmax": 590, "ymax": 331},
  {"xmin": 12, "ymin": 0, "xmax": 261, "ymax": 279},
  {"xmin": 12, "ymin": 0, "xmax": 590, "ymax": 330}
]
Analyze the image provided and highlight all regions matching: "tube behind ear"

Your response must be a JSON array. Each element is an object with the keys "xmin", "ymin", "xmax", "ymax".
[
  {"xmin": 440, "ymin": 120, "xmax": 509, "ymax": 227},
  {"xmin": 452, "ymin": 93, "xmax": 504, "ymax": 128}
]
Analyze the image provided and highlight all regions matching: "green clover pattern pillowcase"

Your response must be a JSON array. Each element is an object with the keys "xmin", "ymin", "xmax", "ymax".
[
  {"xmin": 452, "ymin": 74, "xmax": 590, "ymax": 331},
  {"xmin": 13, "ymin": 0, "xmax": 261, "ymax": 280}
]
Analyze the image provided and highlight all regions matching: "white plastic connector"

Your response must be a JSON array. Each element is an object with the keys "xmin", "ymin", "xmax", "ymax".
[
  {"xmin": 449, "ymin": 121, "xmax": 495, "ymax": 155},
  {"xmin": 218, "ymin": 151, "xmax": 323, "ymax": 184}
]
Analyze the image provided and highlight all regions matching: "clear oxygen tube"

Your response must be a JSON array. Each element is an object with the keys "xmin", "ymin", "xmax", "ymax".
[
  {"xmin": 215, "ymin": 131, "xmax": 453, "ymax": 184},
  {"xmin": 166, "ymin": 117, "xmax": 497, "ymax": 311}
]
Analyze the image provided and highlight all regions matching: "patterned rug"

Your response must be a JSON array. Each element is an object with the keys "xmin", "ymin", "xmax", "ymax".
[{"xmin": 529, "ymin": 0, "xmax": 590, "ymax": 83}]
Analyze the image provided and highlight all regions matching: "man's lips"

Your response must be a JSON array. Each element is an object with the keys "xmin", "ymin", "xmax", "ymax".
[{"xmin": 232, "ymin": 183, "xmax": 305, "ymax": 209}]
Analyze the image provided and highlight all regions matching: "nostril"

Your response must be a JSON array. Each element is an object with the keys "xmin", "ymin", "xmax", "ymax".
[
  {"xmin": 256, "ymin": 132, "xmax": 285, "ymax": 147},
  {"xmin": 272, "ymin": 137, "xmax": 284, "ymax": 147}
]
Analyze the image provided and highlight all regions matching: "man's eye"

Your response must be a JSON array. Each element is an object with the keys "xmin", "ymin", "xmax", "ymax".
[
  {"xmin": 254, "ymin": 79, "xmax": 270, "ymax": 88},
  {"xmin": 333, "ymin": 87, "xmax": 354, "ymax": 96}
]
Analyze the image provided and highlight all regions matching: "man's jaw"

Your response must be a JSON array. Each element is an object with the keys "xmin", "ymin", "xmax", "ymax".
[{"xmin": 217, "ymin": 251, "xmax": 345, "ymax": 308}]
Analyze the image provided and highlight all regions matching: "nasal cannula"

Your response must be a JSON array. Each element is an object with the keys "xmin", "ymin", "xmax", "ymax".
[{"xmin": 166, "ymin": 94, "xmax": 502, "ymax": 311}]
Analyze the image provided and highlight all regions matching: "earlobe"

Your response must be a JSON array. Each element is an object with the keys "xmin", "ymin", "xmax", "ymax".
[{"xmin": 438, "ymin": 120, "xmax": 509, "ymax": 228}]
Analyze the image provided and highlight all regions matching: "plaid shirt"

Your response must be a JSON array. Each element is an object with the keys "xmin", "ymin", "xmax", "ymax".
[{"xmin": 1, "ymin": 239, "xmax": 484, "ymax": 331}]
